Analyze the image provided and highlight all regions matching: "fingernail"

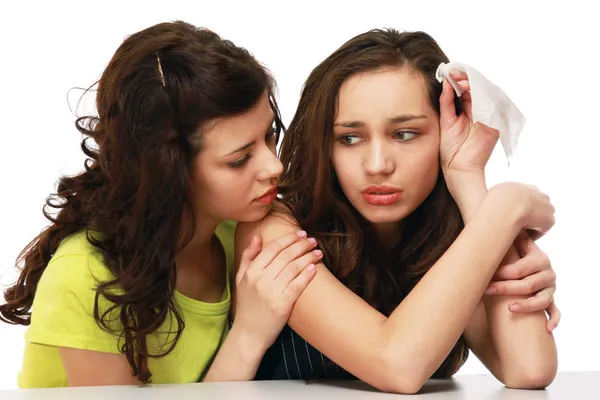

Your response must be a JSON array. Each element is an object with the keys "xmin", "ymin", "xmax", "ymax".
[
  {"xmin": 313, "ymin": 250, "xmax": 322, "ymax": 257},
  {"xmin": 510, "ymin": 304, "xmax": 521, "ymax": 311},
  {"xmin": 308, "ymin": 237, "xmax": 317, "ymax": 245},
  {"xmin": 250, "ymin": 236, "xmax": 257, "ymax": 245},
  {"xmin": 297, "ymin": 230, "xmax": 307, "ymax": 237},
  {"xmin": 485, "ymin": 287, "xmax": 497, "ymax": 294},
  {"xmin": 307, "ymin": 264, "xmax": 315, "ymax": 271}
]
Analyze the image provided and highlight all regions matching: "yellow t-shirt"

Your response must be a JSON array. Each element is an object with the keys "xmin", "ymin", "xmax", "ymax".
[{"xmin": 17, "ymin": 220, "xmax": 236, "ymax": 388}]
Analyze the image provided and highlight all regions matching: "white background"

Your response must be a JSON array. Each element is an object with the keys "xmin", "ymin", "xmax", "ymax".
[{"xmin": 0, "ymin": 0, "xmax": 598, "ymax": 390}]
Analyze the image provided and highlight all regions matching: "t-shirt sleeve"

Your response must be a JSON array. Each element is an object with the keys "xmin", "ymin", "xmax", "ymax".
[{"xmin": 26, "ymin": 252, "xmax": 123, "ymax": 354}]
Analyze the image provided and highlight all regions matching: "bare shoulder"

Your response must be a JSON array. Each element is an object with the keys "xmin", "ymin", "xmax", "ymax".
[
  {"xmin": 235, "ymin": 201, "xmax": 300, "ymax": 246},
  {"xmin": 233, "ymin": 201, "xmax": 302, "ymax": 273}
]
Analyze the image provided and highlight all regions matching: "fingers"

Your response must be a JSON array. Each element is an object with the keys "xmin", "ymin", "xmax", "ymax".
[
  {"xmin": 513, "ymin": 230, "xmax": 534, "ymax": 258},
  {"xmin": 248, "ymin": 230, "xmax": 309, "ymax": 273},
  {"xmin": 440, "ymin": 72, "xmax": 472, "ymax": 122},
  {"xmin": 492, "ymin": 243, "xmax": 549, "ymax": 281},
  {"xmin": 456, "ymin": 80, "xmax": 470, "ymax": 91},
  {"xmin": 450, "ymin": 71, "xmax": 467, "ymax": 81},
  {"xmin": 492, "ymin": 259, "xmax": 532, "ymax": 281},
  {"xmin": 527, "ymin": 229, "xmax": 547, "ymax": 241},
  {"xmin": 262, "ymin": 236, "xmax": 319, "ymax": 280},
  {"xmin": 449, "ymin": 72, "xmax": 469, "ymax": 94},
  {"xmin": 529, "ymin": 219, "xmax": 555, "ymax": 239},
  {"xmin": 507, "ymin": 289, "xmax": 561, "ymax": 333},
  {"xmin": 545, "ymin": 301, "xmax": 561, "ymax": 332},
  {"xmin": 486, "ymin": 269, "xmax": 556, "ymax": 296},
  {"xmin": 236, "ymin": 235, "xmax": 262, "ymax": 285},
  {"xmin": 461, "ymin": 91, "xmax": 473, "ymax": 120},
  {"xmin": 275, "ymin": 249, "xmax": 324, "ymax": 290},
  {"xmin": 507, "ymin": 287, "xmax": 555, "ymax": 313},
  {"xmin": 524, "ymin": 200, "xmax": 556, "ymax": 238},
  {"xmin": 282, "ymin": 263, "xmax": 317, "ymax": 305},
  {"xmin": 439, "ymin": 78, "xmax": 458, "ymax": 129}
]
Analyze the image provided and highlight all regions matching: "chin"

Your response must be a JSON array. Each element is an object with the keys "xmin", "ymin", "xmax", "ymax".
[
  {"xmin": 233, "ymin": 203, "xmax": 273, "ymax": 222},
  {"xmin": 361, "ymin": 212, "xmax": 407, "ymax": 225},
  {"xmin": 355, "ymin": 204, "xmax": 413, "ymax": 225}
]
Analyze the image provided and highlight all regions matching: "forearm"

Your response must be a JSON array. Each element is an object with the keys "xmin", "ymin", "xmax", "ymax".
[
  {"xmin": 482, "ymin": 263, "xmax": 557, "ymax": 388},
  {"xmin": 383, "ymin": 191, "xmax": 521, "ymax": 385},
  {"xmin": 203, "ymin": 325, "xmax": 265, "ymax": 382},
  {"xmin": 451, "ymin": 174, "xmax": 558, "ymax": 388}
]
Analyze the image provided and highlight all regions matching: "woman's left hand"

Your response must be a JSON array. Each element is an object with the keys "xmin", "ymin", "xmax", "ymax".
[
  {"xmin": 439, "ymin": 72, "xmax": 500, "ymax": 176},
  {"xmin": 485, "ymin": 231, "xmax": 561, "ymax": 333}
]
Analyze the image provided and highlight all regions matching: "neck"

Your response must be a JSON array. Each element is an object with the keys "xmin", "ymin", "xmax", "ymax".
[
  {"xmin": 371, "ymin": 221, "xmax": 402, "ymax": 251},
  {"xmin": 176, "ymin": 214, "xmax": 221, "ymax": 272}
]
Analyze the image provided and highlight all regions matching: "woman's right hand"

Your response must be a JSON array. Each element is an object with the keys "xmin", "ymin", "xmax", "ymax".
[
  {"xmin": 232, "ymin": 230, "xmax": 323, "ymax": 353},
  {"xmin": 489, "ymin": 182, "xmax": 556, "ymax": 239}
]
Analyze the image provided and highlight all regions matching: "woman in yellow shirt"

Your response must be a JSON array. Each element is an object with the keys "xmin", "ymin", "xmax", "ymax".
[{"xmin": 0, "ymin": 20, "xmax": 321, "ymax": 388}]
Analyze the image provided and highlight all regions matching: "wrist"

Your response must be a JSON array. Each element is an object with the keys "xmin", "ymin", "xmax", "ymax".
[
  {"xmin": 486, "ymin": 184, "xmax": 526, "ymax": 236},
  {"xmin": 444, "ymin": 171, "xmax": 488, "ymax": 223},
  {"xmin": 203, "ymin": 324, "xmax": 266, "ymax": 382},
  {"xmin": 227, "ymin": 324, "xmax": 269, "ymax": 366}
]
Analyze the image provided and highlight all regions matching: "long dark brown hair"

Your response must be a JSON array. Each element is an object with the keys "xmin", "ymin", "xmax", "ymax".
[
  {"xmin": 0, "ymin": 20, "xmax": 282, "ymax": 383},
  {"xmin": 278, "ymin": 28, "xmax": 468, "ymax": 378}
]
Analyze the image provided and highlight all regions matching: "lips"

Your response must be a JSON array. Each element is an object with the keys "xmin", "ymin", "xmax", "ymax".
[
  {"xmin": 255, "ymin": 187, "xmax": 278, "ymax": 204},
  {"xmin": 361, "ymin": 185, "xmax": 402, "ymax": 206}
]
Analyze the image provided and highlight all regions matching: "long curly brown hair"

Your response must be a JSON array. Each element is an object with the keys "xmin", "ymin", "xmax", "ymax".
[
  {"xmin": 278, "ymin": 28, "xmax": 468, "ymax": 378},
  {"xmin": 0, "ymin": 20, "xmax": 283, "ymax": 383}
]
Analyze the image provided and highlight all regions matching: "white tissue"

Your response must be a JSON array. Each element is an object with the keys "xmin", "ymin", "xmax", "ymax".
[{"xmin": 435, "ymin": 62, "xmax": 526, "ymax": 162}]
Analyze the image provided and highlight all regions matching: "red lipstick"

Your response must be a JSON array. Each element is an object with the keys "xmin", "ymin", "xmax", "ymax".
[
  {"xmin": 361, "ymin": 185, "xmax": 402, "ymax": 206},
  {"xmin": 255, "ymin": 187, "xmax": 278, "ymax": 204}
]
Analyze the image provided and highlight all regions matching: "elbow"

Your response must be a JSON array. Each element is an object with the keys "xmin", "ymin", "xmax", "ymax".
[
  {"xmin": 375, "ymin": 351, "xmax": 428, "ymax": 394},
  {"xmin": 501, "ymin": 361, "xmax": 558, "ymax": 390},
  {"xmin": 375, "ymin": 376, "xmax": 424, "ymax": 395},
  {"xmin": 376, "ymin": 377, "xmax": 424, "ymax": 395},
  {"xmin": 392, "ymin": 380, "xmax": 425, "ymax": 396}
]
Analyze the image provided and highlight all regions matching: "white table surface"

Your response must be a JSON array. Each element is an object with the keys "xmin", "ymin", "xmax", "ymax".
[{"xmin": 0, "ymin": 372, "xmax": 597, "ymax": 399}]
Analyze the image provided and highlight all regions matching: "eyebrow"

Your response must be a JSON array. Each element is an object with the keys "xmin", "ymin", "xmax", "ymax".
[
  {"xmin": 225, "ymin": 118, "xmax": 276, "ymax": 156},
  {"xmin": 334, "ymin": 114, "xmax": 428, "ymax": 128},
  {"xmin": 226, "ymin": 141, "xmax": 255, "ymax": 156}
]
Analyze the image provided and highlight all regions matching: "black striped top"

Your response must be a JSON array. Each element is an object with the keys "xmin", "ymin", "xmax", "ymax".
[{"xmin": 255, "ymin": 324, "xmax": 356, "ymax": 381}]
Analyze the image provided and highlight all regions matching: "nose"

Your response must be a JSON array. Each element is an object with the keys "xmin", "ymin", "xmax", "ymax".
[
  {"xmin": 256, "ymin": 147, "xmax": 284, "ymax": 182},
  {"xmin": 363, "ymin": 138, "xmax": 395, "ymax": 176}
]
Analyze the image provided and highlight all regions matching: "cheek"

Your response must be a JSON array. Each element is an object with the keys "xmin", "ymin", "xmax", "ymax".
[
  {"xmin": 406, "ymin": 143, "xmax": 440, "ymax": 194},
  {"xmin": 203, "ymin": 171, "xmax": 250, "ymax": 201},
  {"xmin": 193, "ymin": 170, "xmax": 256, "ymax": 220},
  {"xmin": 190, "ymin": 156, "xmax": 268, "ymax": 221},
  {"xmin": 192, "ymin": 161, "xmax": 244, "ymax": 207},
  {"xmin": 331, "ymin": 151, "xmax": 356, "ymax": 191}
]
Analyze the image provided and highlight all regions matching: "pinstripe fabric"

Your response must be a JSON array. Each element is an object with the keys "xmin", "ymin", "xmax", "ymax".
[{"xmin": 254, "ymin": 324, "xmax": 355, "ymax": 381}]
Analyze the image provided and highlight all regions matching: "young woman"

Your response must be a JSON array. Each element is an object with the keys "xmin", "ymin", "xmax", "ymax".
[
  {"xmin": 236, "ymin": 28, "xmax": 559, "ymax": 394},
  {"xmin": 0, "ymin": 21, "xmax": 321, "ymax": 388}
]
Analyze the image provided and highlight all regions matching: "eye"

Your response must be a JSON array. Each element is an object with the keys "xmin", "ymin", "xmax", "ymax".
[
  {"xmin": 337, "ymin": 135, "xmax": 362, "ymax": 146},
  {"xmin": 272, "ymin": 120, "xmax": 283, "ymax": 143},
  {"xmin": 393, "ymin": 131, "xmax": 418, "ymax": 141},
  {"xmin": 228, "ymin": 154, "xmax": 251, "ymax": 169},
  {"xmin": 266, "ymin": 126, "xmax": 278, "ymax": 143}
]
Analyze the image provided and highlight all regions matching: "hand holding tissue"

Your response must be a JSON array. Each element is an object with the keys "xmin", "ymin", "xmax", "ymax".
[{"xmin": 435, "ymin": 62, "xmax": 526, "ymax": 162}]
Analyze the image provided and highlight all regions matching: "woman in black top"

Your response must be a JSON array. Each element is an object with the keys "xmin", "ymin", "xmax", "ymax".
[{"xmin": 237, "ymin": 28, "xmax": 559, "ymax": 393}]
